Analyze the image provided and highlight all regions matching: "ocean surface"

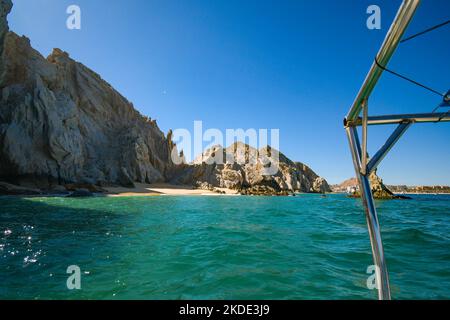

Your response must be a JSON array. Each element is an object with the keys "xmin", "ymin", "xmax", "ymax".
[{"xmin": 0, "ymin": 194, "xmax": 449, "ymax": 300}]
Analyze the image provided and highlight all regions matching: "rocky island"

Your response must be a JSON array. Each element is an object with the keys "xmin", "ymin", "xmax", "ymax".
[{"xmin": 331, "ymin": 172, "xmax": 420, "ymax": 200}]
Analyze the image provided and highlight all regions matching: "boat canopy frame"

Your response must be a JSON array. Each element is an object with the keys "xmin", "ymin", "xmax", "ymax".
[{"xmin": 344, "ymin": 0, "xmax": 449, "ymax": 300}]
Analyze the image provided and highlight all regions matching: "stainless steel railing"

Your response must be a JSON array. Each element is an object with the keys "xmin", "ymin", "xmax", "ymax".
[{"xmin": 344, "ymin": 0, "xmax": 421, "ymax": 300}]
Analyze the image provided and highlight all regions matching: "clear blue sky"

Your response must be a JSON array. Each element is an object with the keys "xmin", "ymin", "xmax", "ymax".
[{"xmin": 8, "ymin": 0, "xmax": 450, "ymax": 185}]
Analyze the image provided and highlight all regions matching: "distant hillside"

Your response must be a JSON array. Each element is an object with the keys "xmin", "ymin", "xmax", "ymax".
[
  {"xmin": 331, "ymin": 177, "xmax": 358, "ymax": 193},
  {"xmin": 387, "ymin": 185, "xmax": 450, "ymax": 194},
  {"xmin": 333, "ymin": 174, "xmax": 450, "ymax": 199}
]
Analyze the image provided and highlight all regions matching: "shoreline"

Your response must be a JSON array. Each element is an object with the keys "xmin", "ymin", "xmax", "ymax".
[
  {"xmin": 104, "ymin": 183, "xmax": 239, "ymax": 197},
  {"xmin": 395, "ymin": 192, "xmax": 450, "ymax": 195},
  {"xmin": 2, "ymin": 186, "xmax": 449, "ymax": 198},
  {"xmin": 333, "ymin": 191, "xmax": 450, "ymax": 196}
]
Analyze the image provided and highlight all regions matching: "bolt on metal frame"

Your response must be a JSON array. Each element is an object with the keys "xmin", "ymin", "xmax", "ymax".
[{"xmin": 344, "ymin": 0, "xmax": 450, "ymax": 300}]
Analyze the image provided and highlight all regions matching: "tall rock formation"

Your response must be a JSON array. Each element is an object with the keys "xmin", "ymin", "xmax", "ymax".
[
  {"xmin": 0, "ymin": 1, "xmax": 177, "ymax": 189},
  {"xmin": 334, "ymin": 172, "xmax": 410, "ymax": 199},
  {"xmin": 367, "ymin": 170, "xmax": 406, "ymax": 199}
]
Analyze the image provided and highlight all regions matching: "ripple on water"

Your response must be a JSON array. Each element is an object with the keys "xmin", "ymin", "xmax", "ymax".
[{"xmin": 0, "ymin": 194, "xmax": 449, "ymax": 299}]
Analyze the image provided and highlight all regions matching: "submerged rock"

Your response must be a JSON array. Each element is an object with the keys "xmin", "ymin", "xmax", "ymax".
[
  {"xmin": 64, "ymin": 183, "xmax": 106, "ymax": 193},
  {"xmin": 0, "ymin": 181, "xmax": 41, "ymax": 195},
  {"xmin": 67, "ymin": 189, "xmax": 94, "ymax": 198}
]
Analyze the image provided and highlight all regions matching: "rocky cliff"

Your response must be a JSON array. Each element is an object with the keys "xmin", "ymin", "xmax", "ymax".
[
  {"xmin": 172, "ymin": 143, "xmax": 331, "ymax": 195},
  {"xmin": 0, "ymin": 0, "xmax": 177, "ymax": 190},
  {"xmin": 0, "ymin": 1, "xmax": 330, "ymax": 195}
]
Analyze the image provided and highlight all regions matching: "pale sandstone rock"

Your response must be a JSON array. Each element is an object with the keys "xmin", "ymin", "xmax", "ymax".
[
  {"xmin": 174, "ymin": 142, "xmax": 331, "ymax": 194},
  {"xmin": 312, "ymin": 177, "xmax": 330, "ymax": 193},
  {"xmin": 368, "ymin": 170, "xmax": 403, "ymax": 199}
]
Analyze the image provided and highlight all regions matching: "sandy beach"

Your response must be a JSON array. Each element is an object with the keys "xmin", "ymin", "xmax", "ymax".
[{"xmin": 105, "ymin": 183, "xmax": 239, "ymax": 197}]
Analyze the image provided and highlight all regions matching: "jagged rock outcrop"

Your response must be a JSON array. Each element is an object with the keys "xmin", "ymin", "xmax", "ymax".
[
  {"xmin": 367, "ymin": 170, "xmax": 410, "ymax": 199},
  {"xmin": 0, "ymin": 1, "xmax": 177, "ymax": 190},
  {"xmin": 294, "ymin": 161, "xmax": 331, "ymax": 193},
  {"xmin": 338, "ymin": 172, "xmax": 410, "ymax": 199},
  {"xmin": 172, "ymin": 142, "xmax": 331, "ymax": 195}
]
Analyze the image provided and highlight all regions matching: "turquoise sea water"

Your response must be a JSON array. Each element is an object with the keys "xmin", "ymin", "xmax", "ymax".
[{"xmin": 0, "ymin": 194, "xmax": 449, "ymax": 300}]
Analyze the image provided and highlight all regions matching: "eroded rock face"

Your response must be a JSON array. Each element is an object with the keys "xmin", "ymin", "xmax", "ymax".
[
  {"xmin": 173, "ymin": 142, "xmax": 331, "ymax": 194},
  {"xmin": 0, "ymin": 1, "xmax": 177, "ymax": 189}
]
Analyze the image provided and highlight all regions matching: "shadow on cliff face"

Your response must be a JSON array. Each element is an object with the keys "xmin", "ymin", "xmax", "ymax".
[{"xmin": 0, "ymin": 195, "xmax": 146, "ymax": 299}]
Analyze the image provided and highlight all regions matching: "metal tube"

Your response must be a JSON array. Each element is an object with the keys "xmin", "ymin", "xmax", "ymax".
[
  {"xmin": 355, "ymin": 112, "xmax": 450, "ymax": 126},
  {"xmin": 361, "ymin": 100, "xmax": 368, "ymax": 175},
  {"xmin": 346, "ymin": 127, "xmax": 391, "ymax": 300},
  {"xmin": 367, "ymin": 122, "xmax": 412, "ymax": 174},
  {"xmin": 346, "ymin": 0, "xmax": 420, "ymax": 122}
]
